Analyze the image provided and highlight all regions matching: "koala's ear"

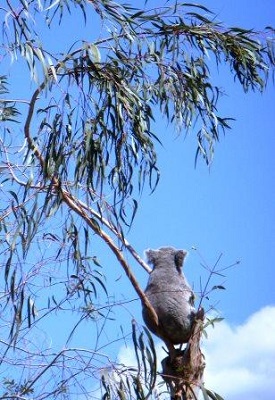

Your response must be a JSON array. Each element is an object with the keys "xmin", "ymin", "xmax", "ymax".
[
  {"xmin": 174, "ymin": 250, "xmax": 188, "ymax": 269},
  {"xmin": 145, "ymin": 249, "xmax": 157, "ymax": 266}
]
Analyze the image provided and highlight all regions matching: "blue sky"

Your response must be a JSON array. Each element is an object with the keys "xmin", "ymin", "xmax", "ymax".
[
  {"xmin": 112, "ymin": 1, "xmax": 275, "ymax": 398},
  {"xmin": 1, "ymin": 1, "xmax": 274, "ymax": 399},
  {"xmin": 124, "ymin": 0, "xmax": 275, "ymax": 322}
]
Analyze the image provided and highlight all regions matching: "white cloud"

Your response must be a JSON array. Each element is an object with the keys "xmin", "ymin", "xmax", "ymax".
[{"xmin": 202, "ymin": 305, "xmax": 275, "ymax": 400}]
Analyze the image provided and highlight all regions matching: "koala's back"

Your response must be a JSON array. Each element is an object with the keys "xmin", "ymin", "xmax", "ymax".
[{"xmin": 142, "ymin": 247, "xmax": 195, "ymax": 344}]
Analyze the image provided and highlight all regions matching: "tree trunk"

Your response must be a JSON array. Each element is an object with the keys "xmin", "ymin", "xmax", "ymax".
[{"xmin": 161, "ymin": 308, "xmax": 205, "ymax": 400}]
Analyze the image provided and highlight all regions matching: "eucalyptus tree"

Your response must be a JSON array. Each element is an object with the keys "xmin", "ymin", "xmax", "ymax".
[{"xmin": 0, "ymin": 1, "xmax": 274, "ymax": 399}]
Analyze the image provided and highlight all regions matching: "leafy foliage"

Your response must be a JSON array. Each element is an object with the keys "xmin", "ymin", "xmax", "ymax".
[
  {"xmin": 0, "ymin": 0, "xmax": 274, "ymax": 399},
  {"xmin": 100, "ymin": 323, "xmax": 157, "ymax": 400}
]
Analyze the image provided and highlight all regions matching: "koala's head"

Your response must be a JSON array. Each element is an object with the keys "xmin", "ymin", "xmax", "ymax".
[{"xmin": 145, "ymin": 247, "xmax": 188, "ymax": 273}]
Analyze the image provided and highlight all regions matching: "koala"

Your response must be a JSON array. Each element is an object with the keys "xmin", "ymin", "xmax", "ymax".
[{"xmin": 142, "ymin": 247, "xmax": 195, "ymax": 345}]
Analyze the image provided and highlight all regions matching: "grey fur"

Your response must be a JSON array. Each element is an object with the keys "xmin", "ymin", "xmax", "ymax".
[{"xmin": 142, "ymin": 247, "xmax": 195, "ymax": 344}]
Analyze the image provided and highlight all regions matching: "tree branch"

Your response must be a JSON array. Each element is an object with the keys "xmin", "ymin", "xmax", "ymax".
[
  {"xmin": 23, "ymin": 82, "xmax": 157, "ymax": 326},
  {"xmin": 59, "ymin": 188, "xmax": 158, "ymax": 326}
]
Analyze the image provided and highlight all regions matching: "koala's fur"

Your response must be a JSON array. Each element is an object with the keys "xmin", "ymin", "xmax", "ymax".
[{"xmin": 142, "ymin": 247, "xmax": 195, "ymax": 345}]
